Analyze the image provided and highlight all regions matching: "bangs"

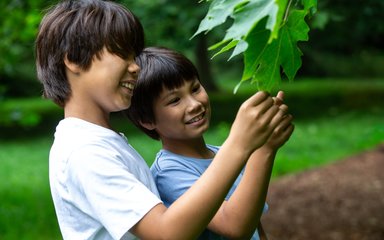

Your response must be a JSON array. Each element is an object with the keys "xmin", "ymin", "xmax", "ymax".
[
  {"xmin": 138, "ymin": 47, "xmax": 199, "ymax": 99},
  {"xmin": 102, "ymin": 3, "xmax": 144, "ymax": 58},
  {"xmin": 159, "ymin": 58, "xmax": 196, "ymax": 91},
  {"xmin": 64, "ymin": 0, "xmax": 144, "ymax": 68}
]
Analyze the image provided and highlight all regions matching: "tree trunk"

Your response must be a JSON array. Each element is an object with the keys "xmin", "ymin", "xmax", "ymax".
[{"xmin": 194, "ymin": 35, "xmax": 218, "ymax": 92}]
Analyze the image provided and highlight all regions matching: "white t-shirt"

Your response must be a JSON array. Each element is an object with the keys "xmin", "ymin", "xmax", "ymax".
[{"xmin": 49, "ymin": 118, "xmax": 162, "ymax": 240}]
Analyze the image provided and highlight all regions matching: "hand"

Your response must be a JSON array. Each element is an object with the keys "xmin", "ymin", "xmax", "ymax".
[
  {"xmin": 264, "ymin": 91, "xmax": 294, "ymax": 150},
  {"xmin": 264, "ymin": 110, "xmax": 294, "ymax": 150},
  {"xmin": 273, "ymin": 90, "xmax": 284, "ymax": 106},
  {"xmin": 228, "ymin": 91, "xmax": 286, "ymax": 156}
]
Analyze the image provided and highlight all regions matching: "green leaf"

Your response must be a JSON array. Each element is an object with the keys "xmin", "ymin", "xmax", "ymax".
[
  {"xmin": 242, "ymin": 9, "xmax": 311, "ymax": 91},
  {"xmin": 242, "ymin": 22, "xmax": 270, "ymax": 81},
  {"xmin": 194, "ymin": 0, "xmax": 317, "ymax": 92},
  {"xmin": 210, "ymin": 39, "xmax": 239, "ymax": 59},
  {"xmin": 194, "ymin": 0, "xmax": 283, "ymax": 57},
  {"xmin": 192, "ymin": 0, "xmax": 244, "ymax": 38},
  {"xmin": 228, "ymin": 39, "xmax": 248, "ymax": 60},
  {"xmin": 222, "ymin": 0, "xmax": 279, "ymax": 42},
  {"xmin": 302, "ymin": 0, "xmax": 317, "ymax": 13}
]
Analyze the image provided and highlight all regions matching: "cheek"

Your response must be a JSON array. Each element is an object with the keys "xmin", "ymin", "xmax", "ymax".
[
  {"xmin": 201, "ymin": 94, "xmax": 210, "ymax": 109},
  {"xmin": 154, "ymin": 107, "xmax": 177, "ymax": 126}
]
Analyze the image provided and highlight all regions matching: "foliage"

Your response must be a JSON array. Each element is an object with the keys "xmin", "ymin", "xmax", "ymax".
[
  {"xmin": 119, "ymin": 0, "xmax": 209, "ymax": 56},
  {"xmin": 0, "ymin": 1, "xmax": 43, "ymax": 76},
  {"xmin": 308, "ymin": 0, "xmax": 384, "ymax": 53},
  {"xmin": 0, "ymin": 98, "xmax": 60, "ymax": 128},
  {"xmin": 193, "ymin": 0, "xmax": 317, "ymax": 92},
  {"xmin": 300, "ymin": 0, "xmax": 384, "ymax": 78},
  {"xmin": 0, "ymin": 0, "xmax": 49, "ymax": 98}
]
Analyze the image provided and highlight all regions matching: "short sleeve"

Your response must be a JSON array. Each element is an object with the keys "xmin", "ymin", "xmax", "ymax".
[
  {"xmin": 153, "ymin": 164, "xmax": 201, "ymax": 207},
  {"xmin": 68, "ymin": 144, "xmax": 161, "ymax": 240}
]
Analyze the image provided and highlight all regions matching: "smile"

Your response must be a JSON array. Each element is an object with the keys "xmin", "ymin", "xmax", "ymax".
[
  {"xmin": 186, "ymin": 112, "xmax": 205, "ymax": 124},
  {"xmin": 120, "ymin": 82, "xmax": 135, "ymax": 91}
]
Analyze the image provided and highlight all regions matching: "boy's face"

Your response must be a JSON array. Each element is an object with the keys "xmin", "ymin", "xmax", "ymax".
[
  {"xmin": 151, "ymin": 79, "xmax": 211, "ymax": 141},
  {"xmin": 68, "ymin": 48, "xmax": 140, "ymax": 115}
]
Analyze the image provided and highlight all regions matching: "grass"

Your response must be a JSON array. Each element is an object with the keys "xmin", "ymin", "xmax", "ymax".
[
  {"xmin": 1, "ymin": 79, "xmax": 384, "ymax": 239},
  {"xmin": 0, "ymin": 137, "xmax": 60, "ymax": 240}
]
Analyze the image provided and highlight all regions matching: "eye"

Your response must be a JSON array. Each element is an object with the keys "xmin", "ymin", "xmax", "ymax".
[
  {"xmin": 167, "ymin": 97, "xmax": 180, "ymax": 105},
  {"xmin": 192, "ymin": 83, "xmax": 201, "ymax": 93}
]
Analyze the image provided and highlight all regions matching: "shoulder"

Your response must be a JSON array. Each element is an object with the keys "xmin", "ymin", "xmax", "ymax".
[
  {"xmin": 150, "ymin": 149, "xmax": 210, "ymax": 179},
  {"xmin": 206, "ymin": 144, "xmax": 220, "ymax": 153},
  {"xmin": 151, "ymin": 150, "xmax": 187, "ymax": 172}
]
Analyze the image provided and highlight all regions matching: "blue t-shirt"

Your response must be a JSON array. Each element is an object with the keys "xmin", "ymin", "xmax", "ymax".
[{"xmin": 150, "ymin": 145, "xmax": 267, "ymax": 240}]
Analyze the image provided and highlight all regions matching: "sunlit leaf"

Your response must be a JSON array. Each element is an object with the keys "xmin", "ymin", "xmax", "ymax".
[
  {"xmin": 192, "ymin": 0, "xmax": 245, "ymax": 38},
  {"xmin": 242, "ymin": 9, "xmax": 311, "ymax": 91},
  {"xmin": 194, "ymin": 0, "xmax": 318, "ymax": 92}
]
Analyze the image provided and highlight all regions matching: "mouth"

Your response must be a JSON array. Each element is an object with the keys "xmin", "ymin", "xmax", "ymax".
[
  {"xmin": 120, "ymin": 81, "xmax": 135, "ymax": 91},
  {"xmin": 186, "ymin": 112, "xmax": 205, "ymax": 124}
]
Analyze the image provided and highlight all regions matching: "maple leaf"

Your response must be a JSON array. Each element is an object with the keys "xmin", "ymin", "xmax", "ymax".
[
  {"xmin": 193, "ymin": 0, "xmax": 317, "ymax": 92},
  {"xmin": 242, "ymin": 9, "xmax": 310, "ymax": 91},
  {"xmin": 193, "ymin": 0, "xmax": 286, "ymax": 59}
]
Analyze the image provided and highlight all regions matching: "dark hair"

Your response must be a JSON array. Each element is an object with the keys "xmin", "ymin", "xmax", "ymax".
[
  {"xmin": 35, "ymin": 0, "xmax": 144, "ymax": 107},
  {"xmin": 126, "ymin": 47, "xmax": 200, "ymax": 140}
]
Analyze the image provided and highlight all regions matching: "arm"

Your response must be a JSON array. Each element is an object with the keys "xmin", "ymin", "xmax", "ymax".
[
  {"xmin": 130, "ymin": 91, "xmax": 286, "ymax": 240},
  {"xmin": 258, "ymin": 222, "xmax": 268, "ymax": 240},
  {"xmin": 207, "ymin": 103, "xmax": 294, "ymax": 239}
]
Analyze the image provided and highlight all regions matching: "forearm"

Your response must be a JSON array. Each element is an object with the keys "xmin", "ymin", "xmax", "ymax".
[
  {"xmin": 208, "ymin": 147, "xmax": 276, "ymax": 239},
  {"xmin": 132, "ymin": 138, "xmax": 252, "ymax": 239},
  {"xmin": 258, "ymin": 222, "xmax": 269, "ymax": 240}
]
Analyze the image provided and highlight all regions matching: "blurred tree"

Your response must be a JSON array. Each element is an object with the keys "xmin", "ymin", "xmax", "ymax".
[
  {"xmin": 0, "ymin": 0, "xmax": 48, "ymax": 98},
  {"xmin": 309, "ymin": 0, "xmax": 384, "ymax": 53},
  {"xmin": 301, "ymin": 0, "xmax": 384, "ymax": 77}
]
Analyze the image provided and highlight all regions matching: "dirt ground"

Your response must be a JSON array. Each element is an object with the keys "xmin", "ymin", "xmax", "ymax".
[{"xmin": 262, "ymin": 144, "xmax": 384, "ymax": 240}]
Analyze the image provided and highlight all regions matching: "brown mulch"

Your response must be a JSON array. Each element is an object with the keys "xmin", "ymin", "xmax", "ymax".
[{"xmin": 262, "ymin": 144, "xmax": 384, "ymax": 240}]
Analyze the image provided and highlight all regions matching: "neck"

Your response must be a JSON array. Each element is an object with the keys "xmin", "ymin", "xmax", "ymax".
[
  {"xmin": 162, "ymin": 137, "xmax": 215, "ymax": 159},
  {"xmin": 64, "ymin": 102, "xmax": 111, "ymax": 129}
]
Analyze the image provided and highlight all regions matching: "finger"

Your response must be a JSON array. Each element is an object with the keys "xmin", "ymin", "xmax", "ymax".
[
  {"xmin": 267, "ymin": 106, "xmax": 289, "ymax": 129},
  {"xmin": 277, "ymin": 91, "xmax": 284, "ymax": 100},
  {"xmin": 280, "ymin": 123, "xmax": 295, "ymax": 141},
  {"xmin": 257, "ymin": 96, "xmax": 276, "ymax": 114},
  {"xmin": 279, "ymin": 104, "xmax": 289, "ymax": 115},
  {"xmin": 272, "ymin": 117, "xmax": 294, "ymax": 142},
  {"xmin": 245, "ymin": 91, "xmax": 270, "ymax": 107},
  {"xmin": 274, "ymin": 114, "xmax": 293, "ymax": 133},
  {"xmin": 273, "ymin": 91, "xmax": 284, "ymax": 106}
]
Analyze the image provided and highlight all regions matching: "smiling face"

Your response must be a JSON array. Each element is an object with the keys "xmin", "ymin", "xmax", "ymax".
[
  {"xmin": 65, "ymin": 48, "xmax": 140, "ymax": 125},
  {"xmin": 151, "ymin": 78, "xmax": 211, "ymax": 142}
]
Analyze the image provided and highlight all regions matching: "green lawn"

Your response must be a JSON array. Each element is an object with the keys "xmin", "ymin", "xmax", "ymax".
[{"xmin": 1, "ymin": 79, "xmax": 383, "ymax": 239}]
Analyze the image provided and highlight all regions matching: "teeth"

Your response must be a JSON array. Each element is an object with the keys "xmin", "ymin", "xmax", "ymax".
[
  {"xmin": 121, "ymin": 82, "xmax": 134, "ymax": 90},
  {"xmin": 187, "ymin": 113, "xmax": 204, "ymax": 124}
]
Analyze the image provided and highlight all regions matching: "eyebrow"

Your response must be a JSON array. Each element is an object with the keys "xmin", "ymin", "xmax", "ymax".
[
  {"xmin": 158, "ymin": 79, "xmax": 198, "ymax": 102},
  {"xmin": 159, "ymin": 88, "xmax": 178, "ymax": 102}
]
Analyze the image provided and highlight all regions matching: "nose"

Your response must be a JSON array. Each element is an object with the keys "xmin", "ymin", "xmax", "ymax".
[
  {"xmin": 128, "ymin": 61, "xmax": 140, "ymax": 76},
  {"xmin": 186, "ymin": 95, "xmax": 202, "ymax": 113}
]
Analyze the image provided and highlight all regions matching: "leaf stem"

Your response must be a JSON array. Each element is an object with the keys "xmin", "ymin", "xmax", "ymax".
[{"xmin": 283, "ymin": 0, "xmax": 293, "ymax": 22}]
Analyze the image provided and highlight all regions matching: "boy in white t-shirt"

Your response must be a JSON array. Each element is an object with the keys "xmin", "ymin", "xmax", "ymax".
[
  {"xmin": 36, "ymin": 1, "xmax": 288, "ymax": 239},
  {"xmin": 126, "ymin": 47, "xmax": 294, "ymax": 239}
]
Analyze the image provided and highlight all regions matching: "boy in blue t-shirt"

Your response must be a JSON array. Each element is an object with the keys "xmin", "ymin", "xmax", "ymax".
[{"xmin": 126, "ymin": 47, "xmax": 294, "ymax": 239}]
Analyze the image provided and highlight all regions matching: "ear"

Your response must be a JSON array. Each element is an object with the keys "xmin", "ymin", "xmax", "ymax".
[
  {"xmin": 64, "ymin": 54, "xmax": 81, "ymax": 74},
  {"xmin": 140, "ymin": 121, "xmax": 156, "ymax": 131}
]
